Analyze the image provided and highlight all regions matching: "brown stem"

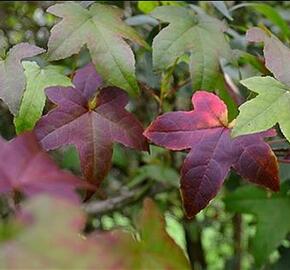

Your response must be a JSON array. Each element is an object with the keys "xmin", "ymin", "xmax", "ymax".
[
  {"xmin": 183, "ymin": 218, "xmax": 207, "ymax": 270},
  {"xmin": 233, "ymin": 213, "xmax": 242, "ymax": 270}
]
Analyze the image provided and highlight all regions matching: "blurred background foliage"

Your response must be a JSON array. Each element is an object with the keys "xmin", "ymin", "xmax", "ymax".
[{"xmin": 1, "ymin": 1, "xmax": 290, "ymax": 270}]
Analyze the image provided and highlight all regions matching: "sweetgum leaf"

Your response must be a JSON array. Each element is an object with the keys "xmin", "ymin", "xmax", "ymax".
[
  {"xmin": 232, "ymin": 76, "xmax": 290, "ymax": 141},
  {"xmin": 0, "ymin": 196, "xmax": 189, "ymax": 269},
  {"xmin": 47, "ymin": 2, "xmax": 149, "ymax": 95},
  {"xmin": 151, "ymin": 6, "xmax": 232, "ymax": 90},
  {"xmin": 0, "ymin": 132, "xmax": 84, "ymax": 201},
  {"xmin": 144, "ymin": 91, "xmax": 279, "ymax": 217},
  {"xmin": 0, "ymin": 43, "xmax": 45, "ymax": 115},
  {"xmin": 14, "ymin": 61, "xmax": 72, "ymax": 134},
  {"xmin": 232, "ymin": 28, "xmax": 290, "ymax": 140},
  {"xmin": 35, "ymin": 63, "xmax": 148, "ymax": 190},
  {"xmin": 225, "ymin": 184, "xmax": 290, "ymax": 266}
]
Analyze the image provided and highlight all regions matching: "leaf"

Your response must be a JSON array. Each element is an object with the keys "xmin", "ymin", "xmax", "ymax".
[
  {"xmin": 47, "ymin": 2, "xmax": 149, "ymax": 95},
  {"xmin": 0, "ymin": 43, "xmax": 44, "ymax": 115},
  {"xmin": 14, "ymin": 61, "xmax": 72, "ymax": 134},
  {"xmin": 224, "ymin": 184, "xmax": 290, "ymax": 266},
  {"xmin": 0, "ymin": 132, "xmax": 84, "ymax": 201},
  {"xmin": 247, "ymin": 27, "xmax": 290, "ymax": 86},
  {"xmin": 0, "ymin": 196, "xmax": 190, "ymax": 269},
  {"xmin": 210, "ymin": 1, "xmax": 233, "ymax": 21},
  {"xmin": 232, "ymin": 76, "xmax": 290, "ymax": 141},
  {"xmin": 35, "ymin": 63, "xmax": 148, "ymax": 190},
  {"xmin": 151, "ymin": 6, "xmax": 232, "ymax": 90},
  {"xmin": 232, "ymin": 28, "xmax": 290, "ymax": 140},
  {"xmin": 144, "ymin": 91, "xmax": 279, "ymax": 218}
]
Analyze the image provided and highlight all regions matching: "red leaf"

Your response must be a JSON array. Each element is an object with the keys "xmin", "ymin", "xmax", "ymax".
[
  {"xmin": 144, "ymin": 91, "xmax": 279, "ymax": 218},
  {"xmin": 35, "ymin": 63, "xmax": 148, "ymax": 190},
  {"xmin": 0, "ymin": 132, "xmax": 84, "ymax": 201}
]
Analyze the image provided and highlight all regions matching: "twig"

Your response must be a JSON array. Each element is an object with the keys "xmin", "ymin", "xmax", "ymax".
[{"xmin": 83, "ymin": 183, "xmax": 173, "ymax": 216}]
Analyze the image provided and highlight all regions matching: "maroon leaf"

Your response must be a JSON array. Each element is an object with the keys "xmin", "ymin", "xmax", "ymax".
[
  {"xmin": 35, "ymin": 63, "xmax": 148, "ymax": 190},
  {"xmin": 144, "ymin": 91, "xmax": 279, "ymax": 218},
  {"xmin": 0, "ymin": 132, "xmax": 85, "ymax": 201}
]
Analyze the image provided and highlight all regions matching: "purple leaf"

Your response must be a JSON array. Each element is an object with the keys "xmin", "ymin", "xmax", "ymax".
[
  {"xmin": 144, "ymin": 91, "xmax": 279, "ymax": 217},
  {"xmin": 0, "ymin": 132, "xmax": 85, "ymax": 201},
  {"xmin": 35, "ymin": 63, "xmax": 148, "ymax": 191}
]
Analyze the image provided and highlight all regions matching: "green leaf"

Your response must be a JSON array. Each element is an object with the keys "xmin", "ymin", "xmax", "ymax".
[
  {"xmin": 14, "ymin": 61, "xmax": 72, "ymax": 134},
  {"xmin": 47, "ymin": 2, "xmax": 149, "ymax": 95},
  {"xmin": 232, "ymin": 76, "xmax": 290, "ymax": 141},
  {"xmin": 210, "ymin": 1, "xmax": 233, "ymax": 21},
  {"xmin": 0, "ymin": 43, "xmax": 44, "ymax": 115},
  {"xmin": 151, "ymin": 6, "xmax": 232, "ymax": 90},
  {"xmin": 129, "ymin": 164, "xmax": 179, "ymax": 188},
  {"xmin": 224, "ymin": 184, "xmax": 290, "ymax": 266},
  {"xmin": 138, "ymin": 1, "xmax": 159, "ymax": 13},
  {"xmin": 252, "ymin": 4, "xmax": 290, "ymax": 39}
]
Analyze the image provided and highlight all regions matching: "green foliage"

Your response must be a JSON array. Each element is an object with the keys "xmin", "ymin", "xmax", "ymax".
[
  {"xmin": 225, "ymin": 183, "xmax": 290, "ymax": 266},
  {"xmin": 14, "ymin": 61, "xmax": 72, "ymax": 133},
  {"xmin": 47, "ymin": 2, "xmax": 149, "ymax": 95}
]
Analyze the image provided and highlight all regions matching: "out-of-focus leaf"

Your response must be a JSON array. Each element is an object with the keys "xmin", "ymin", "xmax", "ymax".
[
  {"xmin": 0, "ymin": 196, "xmax": 190, "ymax": 269},
  {"xmin": 0, "ymin": 132, "xmax": 84, "ymax": 201},
  {"xmin": 35, "ymin": 63, "xmax": 148, "ymax": 191},
  {"xmin": 14, "ymin": 61, "xmax": 72, "ymax": 134},
  {"xmin": 47, "ymin": 2, "xmax": 149, "ymax": 95},
  {"xmin": 144, "ymin": 91, "xmax": 279, "ymax": 217},
  {"xmin": 211, "ymin": 1, "xmax": 233, "ymax": 21},
  {"xmin": 138, "ymin": 1, "xmax": 159, "ymax": 14},
  {"xmin": 151, "ymin": 6, "xmax": 232, "ymax": 90},
  {"xmin": 0, "ymin": 43, "xmax": 44, "ymax": 115},
  {"xmin": 225, "ymin": 184, "xmax": 290, "ymax": 266},
  {"xmin": 130, "ymin": 164, "xmax": 179, "ymax": 187}
]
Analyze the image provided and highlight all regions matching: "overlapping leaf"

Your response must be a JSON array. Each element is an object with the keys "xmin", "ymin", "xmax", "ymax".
[
  {"xmin": 47, "ymin": 2, "xmax": 149, "ymax": 95},
  {"xmin": 0, "ymin": 196, "xmax": 190, "ymax": 269},
  {"xmin": 0, "ymin": 132, "xmax": 84, "ymax": 201},
  {"xmin": 225, "ymin": 183, "xmax": 290, "ymax": 266},
  {"xmin": 14, "ymin": 61, "xmax": 72, "ymax": 134},
  {"xmin": 151, "ymin": 6, "xmax": 232, "ymax": 90},
  {"xmin": 144, "ymin": 91, "xmax": 279, "ymax": 217},
  {"xmin": 35, "ymin": 63, "xmax": 148, "ymax": 190},
  {"xmin": 0, "ymin": 43, "xmax": 44, "ymax": 115},
  {"xmin": 232, "ymin": 28, "xmax": 290, "ymax": 141}
]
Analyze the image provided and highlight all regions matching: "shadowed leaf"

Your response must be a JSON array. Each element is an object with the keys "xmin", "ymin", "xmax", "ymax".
[
  {"xmin": 151, "ymin": 6, "xmax": 232, "ymax": 90},
  {"xmin": 35, "ymin": 63, "xmax": 148, "ymax": 190},
  {"xmin": 0, "ymin": 43, "xmax": 44, "ymax": 115}
]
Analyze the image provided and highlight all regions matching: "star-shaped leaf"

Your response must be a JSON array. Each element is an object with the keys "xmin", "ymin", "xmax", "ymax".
[
  {"xmin": 0, "ymin": 196, "xmax": 190, "ymax": 269},
  {"xmin": 0, "ymin": 132, "xmax": 84, "ymax": 201},
  {"xmin": 144, "ymin": 91, "xmax": 279, "ymax": 217},
  {"xmin": 0, "ymin": 43, "xmax": 45, "ymax": 115},
  {"xmin": 232, "ymin": 28, "xmax": 290, "ymax": 141},
  {"xmin": 47, "ymin": 2, "xmax": 149, "ymax": 95},
  {"xmin": 14, "ymin": 61, "xmax": 72, "ymax": 134},
  {"xmin": 224, "ymin": 183, "xmax": 290, "ymax": 266},
  {"xmin": 35, "ymin": 63, "xmax": 148, "ymax": 190},
  {"xmin": 151, "ymin": 6, "xmax": 232, "ymax": 89}
]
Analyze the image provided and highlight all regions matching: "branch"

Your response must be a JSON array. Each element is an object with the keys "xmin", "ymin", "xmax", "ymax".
[{"xmin": 83, "ymin": 183, "xmax": 173, "ymax": 216}]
